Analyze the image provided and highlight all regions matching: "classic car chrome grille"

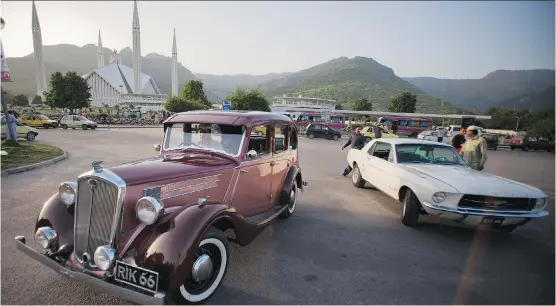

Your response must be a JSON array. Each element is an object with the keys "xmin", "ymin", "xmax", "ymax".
[
  {"xmin": 74, "ymin": 176, "xmax": 121, "ymax": 264},
  {"xmin": 458, "ymin": 195, "xmax": 535, "ymax": 211}
]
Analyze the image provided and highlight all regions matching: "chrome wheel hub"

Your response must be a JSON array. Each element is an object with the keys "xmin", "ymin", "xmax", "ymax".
[
  {"xmin": 352, "ymin": 168, "xmax": 359, "ymax": 183},
  {"xmin": 191, "ymin": 254, "xmax": 213, "ymax": 282}
]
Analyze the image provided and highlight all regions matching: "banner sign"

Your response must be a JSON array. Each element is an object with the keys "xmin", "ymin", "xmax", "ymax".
[
  {"xmin": 461, "ymin": 116, "xmax": 475, "ymax": 129},
  {"xmin": 1, "ymin": 41, "xmax": 12, "ymax": 82}
]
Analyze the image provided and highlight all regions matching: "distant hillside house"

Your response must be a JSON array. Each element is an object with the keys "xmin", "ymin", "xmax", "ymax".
[
  {"xmin": 271, "ymin": 95, "xmax": 336, "ymax": 113},
  {"xmin": 82, "ymin": 63, "xmax": 167, "ymax": 112}
]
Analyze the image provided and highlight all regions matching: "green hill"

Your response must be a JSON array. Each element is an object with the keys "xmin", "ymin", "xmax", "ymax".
[
  {"xmin": 260, "ymin": 56, "xmax": 460, "ymax": 113},
  {"xmin": 493, "ymin": 85, "xmax": 555, "ymax": 111}
]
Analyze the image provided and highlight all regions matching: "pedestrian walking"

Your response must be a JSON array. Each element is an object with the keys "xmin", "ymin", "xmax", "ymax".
[
  {"xmin": 450, "ymin": 128, "xmax": 466, "ymax": 153},
  {"xmin": 460, "ymin": 125, "xmax": 487, "ymax": 171},
  {"xmin": 341, "ymin": 127, "xmax": 366, "ymax": 176}
]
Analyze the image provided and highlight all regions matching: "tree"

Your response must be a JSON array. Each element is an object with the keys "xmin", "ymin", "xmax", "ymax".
[
  {"xmin": 353, "ymin": 98, "xmax": 372, "ymax": 111},
  {"xmin": 31, "ymin": 95, "xmax": 43, "ymax": 105},
  {"xmin": 335, "ymin": 103, "xmax": 343, "ymax": 110},
  {"xmin": 164, "ymin": 95, "xmax": 208, "ymax": 113},
  {"xmin": 388, "ymin": 92, "xmax": 417, "ymax": 113},
  {"xmin": 181, "ymin": 80, "xmax": 211, "ymax": 107},
  {"xmin": 226, "ymin": 88, "xmax": 270, "ymax": 112},
  {"xmin": 12, "ymin": 94, "xmax": 29, "ymax": 107},
  {"xmin": 43, "ymin": 71, "xmax": 91, "ymax": 113}
]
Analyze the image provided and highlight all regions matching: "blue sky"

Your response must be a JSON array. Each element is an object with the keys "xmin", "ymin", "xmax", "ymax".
[{"xmin": 1, "ymin": 1, "xmax": 554, "ymax": 78}]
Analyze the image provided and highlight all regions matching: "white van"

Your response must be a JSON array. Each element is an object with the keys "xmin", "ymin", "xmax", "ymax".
[{"xmin": 60, "ymin": 115, "xmax": 97, "ymax": 130}]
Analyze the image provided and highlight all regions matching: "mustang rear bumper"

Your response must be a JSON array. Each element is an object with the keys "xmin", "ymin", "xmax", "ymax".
[
  {"xmin": 14, "ymin": 236, "xmax": 165, "ymax": 305},
  {"xmin": 421, "ymin": 201, "xmax": 549, "ymax": 218}
]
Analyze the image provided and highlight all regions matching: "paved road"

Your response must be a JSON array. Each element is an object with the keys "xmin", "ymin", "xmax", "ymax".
[{"xmin": 1, "ymin": 128, "xmax": 554, "ymax": 305}]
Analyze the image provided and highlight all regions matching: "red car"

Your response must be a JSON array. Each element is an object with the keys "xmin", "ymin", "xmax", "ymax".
[
  {"xmin": 14, "ymin": 111, "xmax": 307, "ymax": 304},
  {"xmin": 509, "ymin": 135, "xmax": 554, "ymax": 152}
]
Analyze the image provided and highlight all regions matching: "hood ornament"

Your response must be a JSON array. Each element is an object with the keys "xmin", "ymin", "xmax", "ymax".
[{"xmin": 92, "ymin": 160, "xmax": 104, "ymax": 172}]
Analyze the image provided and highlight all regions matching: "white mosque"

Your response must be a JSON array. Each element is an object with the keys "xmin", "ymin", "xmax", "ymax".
[{"xmin": 32, "ymin": 1, "xmax": 179, "ymax": 112}]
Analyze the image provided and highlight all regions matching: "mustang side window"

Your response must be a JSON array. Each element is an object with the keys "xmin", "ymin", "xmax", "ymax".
[
  {"xmin": 274, "ymin": 124, "xmax": 289, "ymax": 154},
  {"xmin": 371, "ymin": 142, "xmax": 391, "ymax": 160},
  {"xmin": 249, "ymin": 125, "xmax": 270, "ymax": 155}
]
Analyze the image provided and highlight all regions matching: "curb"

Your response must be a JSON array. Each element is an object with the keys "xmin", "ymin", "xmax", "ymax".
[{"xmin": 1, "ymin": 151, "xmax": 68, "ymax": 177}]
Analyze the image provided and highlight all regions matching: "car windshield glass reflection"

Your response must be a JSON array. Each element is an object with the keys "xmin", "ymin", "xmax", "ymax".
[
  {"xmin": 164, "ymin": 123, "xmax": 245, "ymax": 156},
  {"xmin": 77, "ymin": 116, "xmax": 88, "ymax": 121},
  {"xmin": 396, "ymin": 144, "xmax": 466, "ymax": 166},
  {"xmin": 37, "ymin": 115, "xmax": 50, "ymax": 120}
]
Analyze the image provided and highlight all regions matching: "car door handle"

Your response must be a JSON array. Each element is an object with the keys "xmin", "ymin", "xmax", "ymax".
[
  {"xmin": 270, "ymin": 161, "xmax": 276, "ymax": 167},
  {"xmin": 240, "ymin": 169, "xmax": 248, "ymax": 173}
]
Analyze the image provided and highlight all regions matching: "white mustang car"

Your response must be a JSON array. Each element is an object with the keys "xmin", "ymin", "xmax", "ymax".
[{"xmin": 347, "ymin": 138, "xmax": 549, "ymax": 232}]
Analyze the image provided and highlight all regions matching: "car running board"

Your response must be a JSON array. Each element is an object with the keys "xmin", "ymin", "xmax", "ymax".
[{"xmin": 245, "ymin": 204, "xmax": 288, "ymax": 225}]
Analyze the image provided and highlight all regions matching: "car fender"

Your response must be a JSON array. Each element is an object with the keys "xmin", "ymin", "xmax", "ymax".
[
  {"xmin": 280, "ymin": 165, "xmax": 303, "ymax": 203},
  {"xmin": 129, "ymin": 203, "xmax": 260, "ymax": 291},
  {"xmin": 35, "ymin": 193, "xmax": 75, "ymax": 247},
  {"xmin": 398, "ymin": 167, "xmax": 458, "ymax": 204}
]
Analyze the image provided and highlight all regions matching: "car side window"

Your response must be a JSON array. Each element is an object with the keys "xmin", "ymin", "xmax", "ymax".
[
  {"xmin": 248, "ymin": 125, "xmax": 270, "ymax": 155},
  {"xmin": 274, "ymin": 124, "xmax": 289, "ymax": 154},
  {"xmin": 371, "ymin": 142, "xmax": 391, "ymax": 160},
  {"xmin": 290, "ymin": 126, "xmax": 298, "ymax": 150},
  {"xmin": 313, "ymin": 124, "xmax": 322, "ymax": 131}
]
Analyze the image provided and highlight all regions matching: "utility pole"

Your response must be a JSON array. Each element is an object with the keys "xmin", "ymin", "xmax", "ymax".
[{"xmin": 1, "ymin": 17, "xmax": 16, "ymax": 141}]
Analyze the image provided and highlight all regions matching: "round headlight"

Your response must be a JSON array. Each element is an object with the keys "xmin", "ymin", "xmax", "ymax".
[
  {"xmin": 136, "ymin": 196, "xmax": 164, "ymax": 225},
  {"xmin": 432, "ymin": 192, "xmax": 446, "ymax": 203},
  {"xmin": 535, "ymin": 198, "xmax": 547, "ymax": 210},
  {"xmin": 34, "ymin": 227, "xmax": 58, "ymax": 249},
  {"xmin": 94, "ymin": 245, "xmax": 116, "ymax": 271},
  {"xmin": 59, "ymin": 182, "xmax": 77, "ymax": 207}
]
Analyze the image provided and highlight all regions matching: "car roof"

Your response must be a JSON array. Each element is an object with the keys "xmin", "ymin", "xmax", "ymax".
[
  {"xmin": 165, "ymin": 110, "xmax": 292, "ymax": 126},
  {"xmin": 373, "ymin": 138, "xmax": 452, "ymax": 147}
]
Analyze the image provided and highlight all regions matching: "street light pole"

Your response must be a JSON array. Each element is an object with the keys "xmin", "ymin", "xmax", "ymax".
[
  {"xmin": 1, "ymin": 17, "xmax": 17, "ymax": 142},
  {"xmin": 515, "ymin": 117, "xmax": 520, "ymax": 132}
]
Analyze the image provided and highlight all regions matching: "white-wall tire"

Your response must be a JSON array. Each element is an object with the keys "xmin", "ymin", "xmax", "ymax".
[{"xmin": 173, "ymin": 228, "xmax": 229, "ymax": 304}]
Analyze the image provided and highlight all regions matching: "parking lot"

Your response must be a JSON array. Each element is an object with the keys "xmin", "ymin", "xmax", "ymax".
[{"xmin": 1, "ymin": 128, "xmax": 554, "ymax": 305}]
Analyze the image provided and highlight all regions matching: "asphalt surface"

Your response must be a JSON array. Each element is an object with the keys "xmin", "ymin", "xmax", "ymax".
[{"xmin": 1, "ymin": 128, "xmax": 554, "ymax": 305}]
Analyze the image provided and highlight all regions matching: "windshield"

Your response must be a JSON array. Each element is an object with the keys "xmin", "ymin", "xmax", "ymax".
[
  {"xmin": 77, "ymin": 116, "xmax": 88, "ymax": 121},
  {"xmin": 396, "ymin": 144, "xmax": 466, "ymax": 166},
  {"xmin": 37, "ymin": 115, "xmax": 50, "ymax": 120},
  {"xmin": 164, "ymin": 123, "xmax": 245, "ymax": 156}
]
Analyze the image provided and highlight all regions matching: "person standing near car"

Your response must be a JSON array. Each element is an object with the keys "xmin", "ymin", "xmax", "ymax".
[
  {"xmin": 451, "ymin": 128, "xmax": 466, "ymax": 153},
  {"xmin": 460, "ymin": 125, "xmax": 488, "ymax": 171},
  {"xmin": 341, "ymin": 127, "xmax": 366, "ymax": 176}
]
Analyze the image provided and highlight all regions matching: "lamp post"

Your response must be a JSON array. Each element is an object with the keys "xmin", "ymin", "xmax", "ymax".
[
  {"xmin": 515, "ymin": 117, "xmax": 520, "ymax": 132},
  {"xmin": 1, "ymin": 17, "xmax": 17, "ymax": 142}
]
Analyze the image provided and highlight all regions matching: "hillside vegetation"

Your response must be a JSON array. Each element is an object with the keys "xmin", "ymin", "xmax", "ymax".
[
  {"xmin": 260, "ymin": 56, "xmax": 461, "ymax": 113},
  {"xmin": 404, "ymin": 69, "xmax": 555, "ymax": 111}
]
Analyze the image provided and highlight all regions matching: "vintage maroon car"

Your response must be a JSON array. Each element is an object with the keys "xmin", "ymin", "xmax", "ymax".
[{"xmin": 14, "ymin": 111, "xmax": 307, "ymax": 304}]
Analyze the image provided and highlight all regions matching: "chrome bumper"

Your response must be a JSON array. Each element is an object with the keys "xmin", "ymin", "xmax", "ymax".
[
  {"xmin": 14, "ymin": 236, "xmax": 165, "ymax": 305},
  {"xmin": 421, "ymin": 202, "xmax": 550, "ymax": 218}
]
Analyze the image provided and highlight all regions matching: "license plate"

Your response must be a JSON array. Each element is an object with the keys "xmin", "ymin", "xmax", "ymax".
[
  {"xmin": 114, "ymin": 261, "xmax": 159, "ymax": 293},
  {"xmin": 482, "ymin": 217, "xmax": 504, "ymax": 225}
]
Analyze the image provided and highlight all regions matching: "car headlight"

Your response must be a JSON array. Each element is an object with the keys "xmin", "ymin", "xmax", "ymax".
[
  {"xmin": 94, "ymin": 245, "xmax": 116, "ymax": 271},
  {"xmin": 534, "ymin": 198, "xmax": 547, "ymax": 210},
  {"xmin": 59, "ymin": 182, "xmax": 77, "ymax": 207},
  {"xmin": 432, "ymin": 192, "xmax": 446, "ymax": 203},
  {"xmin": 35, "ymin": 227, "xmax": 58, "ymax": 249},
  {"xmin": 136, "ymin": 196, "xmax": 164, "ymax": 225}
]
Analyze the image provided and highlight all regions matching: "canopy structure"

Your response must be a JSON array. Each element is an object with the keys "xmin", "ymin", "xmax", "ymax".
[{"xmin": 278, "ymin": 107, "xmax": 492, "ymax": 120}]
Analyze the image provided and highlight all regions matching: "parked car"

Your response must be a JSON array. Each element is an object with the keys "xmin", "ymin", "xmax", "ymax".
[
  {"xmin": 360, "ymin": 125, "xmax": 399, "ymax": 142},
  {"xmin": 60, "ymin": 115, "xmax": 97, "ymax": 130},
  {"xmin": 1, "ymin": 117, "xmax": 39, "ymax": 141},
  {"xmin": 346, "ymin": 138, "xmax": 549, "ymax": 232},
  {"xmin": 19, "ymin": 114, "xmax": 58, "ymax": 129},
  {"xmin": 481, "ymin": 133, "xmax": 499, "ymax": 150},
  {"xmin": 509, "ymin": 135, "xmax": 553, "ymax": 152},
  {"xmin": 305, "ymin": 123, "xmax": 342, "ymax": 140},
  {"xmin": 14, "ymin": 111, "xmax": 307, "ymax": 304}
]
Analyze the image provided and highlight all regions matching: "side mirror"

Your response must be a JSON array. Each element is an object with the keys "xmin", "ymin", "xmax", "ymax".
[
  {"xmin": 154, "ymin": 144, "xmax": 161, "ymax": 152},
  {"xmin": 247, "ymin": 150, "xmax": 258, "ymax": 159}
]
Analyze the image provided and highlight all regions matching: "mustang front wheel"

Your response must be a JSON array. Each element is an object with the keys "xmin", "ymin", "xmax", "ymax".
[
  {"xmin": 401, "ymin": 189, "xmax": 420, "ymax": 226},
  {"xmin": 172, "ymin": 228, "xmax": 229, "ymax": 304}
]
